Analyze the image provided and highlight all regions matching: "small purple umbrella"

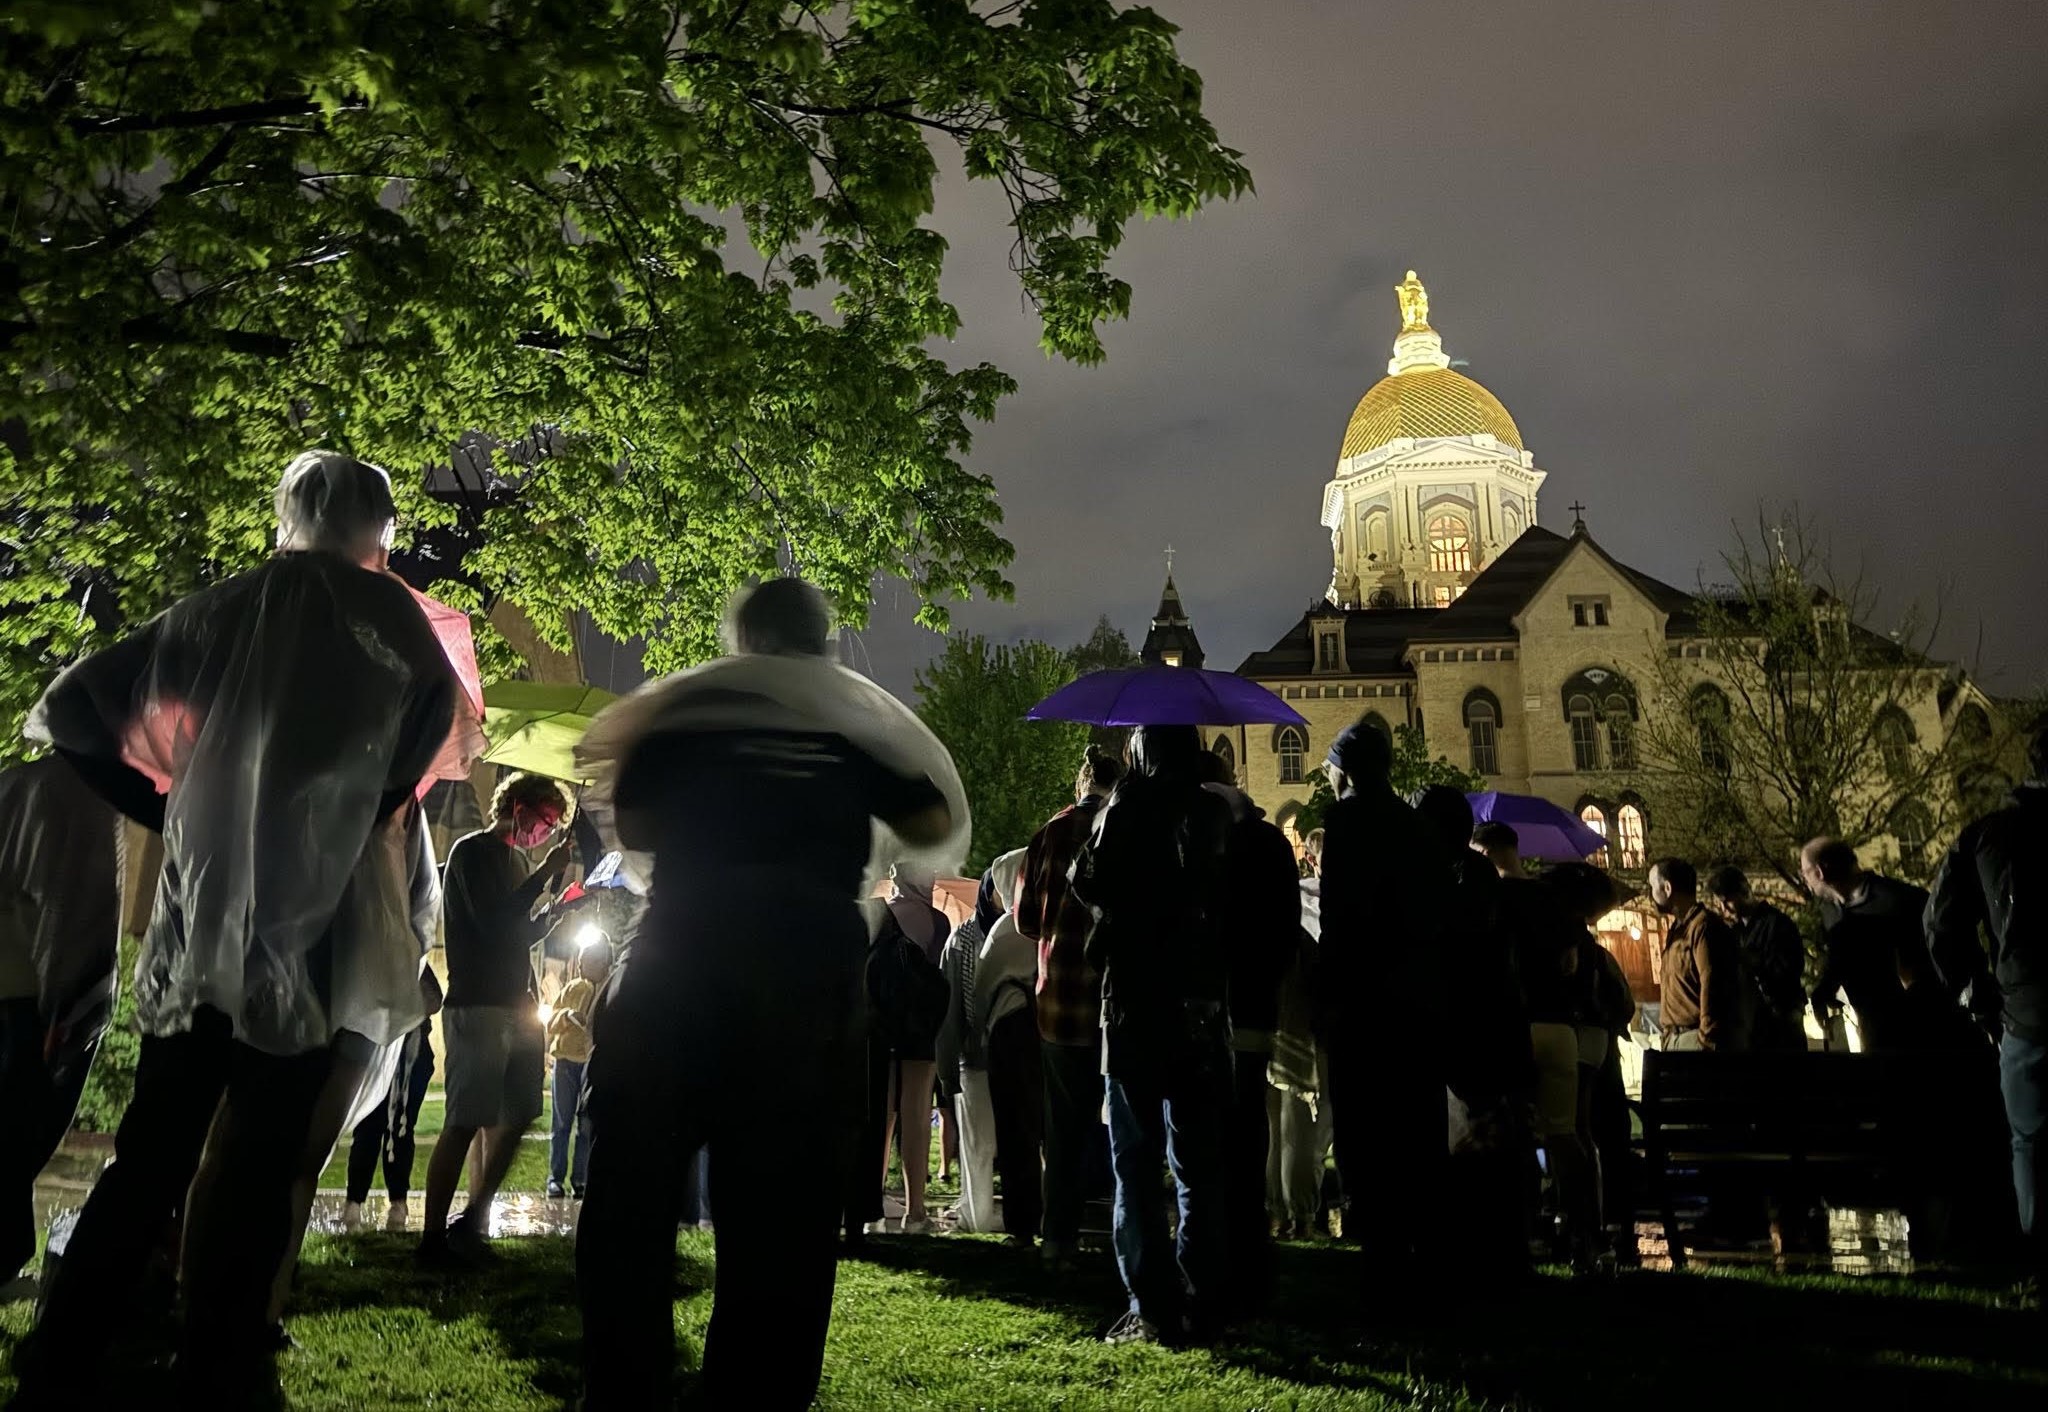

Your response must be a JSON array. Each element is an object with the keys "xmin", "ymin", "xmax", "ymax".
[
  {"xmin": 1026, "ymin": 667, "xmax": 1307, "ymax": 727},
  {"xmin": 1467, "ymin": 791, "xmax": 1609, "ymax": 862}
]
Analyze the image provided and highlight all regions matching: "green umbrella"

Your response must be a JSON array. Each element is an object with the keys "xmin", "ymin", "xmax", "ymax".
[{"xmin": 480, "ymin": 681, "xmax": 618, "ymax": 782}]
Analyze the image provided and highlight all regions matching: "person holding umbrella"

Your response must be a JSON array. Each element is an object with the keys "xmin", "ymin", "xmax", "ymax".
[{"xmin": 1071, "ymin": 725, "xmax": 1235, "ymax": 1345}]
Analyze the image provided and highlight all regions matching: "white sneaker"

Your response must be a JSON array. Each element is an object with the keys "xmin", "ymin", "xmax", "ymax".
[
  {"xmin": 898, "ymin": 1216, "xmax": 934, "ymax": 1235},
  {"xmin": 340, "ymin": 1201, "xmax": 365, "ymax": 1233},
  {"xmin": 384, "ymin": 1199, "xmax": 410, "ymax": 1233}
]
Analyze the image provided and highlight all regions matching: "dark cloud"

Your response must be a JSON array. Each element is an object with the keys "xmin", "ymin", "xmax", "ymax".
[{"xmin": 839, "ymin": 0, "xmax": 2048, "ymax": 697}]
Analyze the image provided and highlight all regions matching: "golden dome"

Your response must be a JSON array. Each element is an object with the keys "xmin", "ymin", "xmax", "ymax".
[{"xmin": 1339, "ymin": 366, "xmax": 1524, "ymax": 459}]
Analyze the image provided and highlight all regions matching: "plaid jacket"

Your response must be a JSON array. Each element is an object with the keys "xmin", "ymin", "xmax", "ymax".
[{"xmin": 1019, "ymin": 799, "xmax": 1104, "ymax": 1047}]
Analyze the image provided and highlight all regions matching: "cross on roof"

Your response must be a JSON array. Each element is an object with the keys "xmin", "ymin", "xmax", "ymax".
[
  {"xmin": 1164, "ymin": 544, "xmax": 1176, "ymax": 576},
  {"xmin": 1568, "ymin": 501, "xmax": 1588, "ymax": 530}
]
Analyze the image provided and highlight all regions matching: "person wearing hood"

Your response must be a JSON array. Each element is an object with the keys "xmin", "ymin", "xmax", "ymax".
[
  {"xmin": 978, "ymin": 851, "xmax": 1047, "ymax": 1247},
  {"xmin": 1926, "ymin": 720, "xmax": 2048, "ymax": 1279},
  {"xmin": 1313, "ymin": 719, "xmax": 1440, "ymax": 1291},
  {"xmin": 1197, "ymin": 751, "xmax": 1299, "ymax": 1309},
  {"xmin": 571, "ymin": 578, "xmax": 962, "ymax": 1412},
  {"xmin": 1070, "ymin": 725, "xmax": 1233, "ymax": 1346},
  {"xmin": 0, "ymin": 757, "xmax": 123, "ymax": 1291},
  {"xmin": 13, "ymin": 451, "xmax": 455, "ymax": 1403},
  {"xmin": 936, "ymin": 849, "xmax": 1029, "ymax": 1235}
]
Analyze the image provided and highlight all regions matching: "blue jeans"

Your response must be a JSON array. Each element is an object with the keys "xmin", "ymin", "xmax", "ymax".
[
  {"xmin": 1105, "ymin": 1051, "xmax": 1231, "ymax": 1328},
  {"xmin": 2001, "ymin": 1030, "xmax": 2046, "ymax": 1268},
  {"xmin": 552, "ymin": 1058, "xmax": 592, "ymax": 1191}
]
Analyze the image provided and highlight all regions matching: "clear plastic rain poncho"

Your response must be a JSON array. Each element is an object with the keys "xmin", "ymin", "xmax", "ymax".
[
  {"xmin": 0, "ymin": 756, "xmax": 126, "ymax": 1071},
  {"xmin": 575, "ymin": 652, "xmax": 971, "ymax": 901},
  {"xmin": 26, "ymin": 457, "xmax": 457, "ymax": 1057}
]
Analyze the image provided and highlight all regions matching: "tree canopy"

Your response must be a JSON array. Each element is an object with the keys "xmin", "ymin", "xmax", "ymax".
[
  {"xmin": 0, "ymin": 1, "xmax": 1248, "ymax": 745},
  {"xmin": 914, "ymin": 632, "xmax": 1088, "ymax": 874}
]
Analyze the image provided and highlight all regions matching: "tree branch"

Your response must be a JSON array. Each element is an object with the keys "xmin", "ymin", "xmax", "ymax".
[{"xmin": 70, "ymin": 95, "xmax": 363, "ymax": 134}]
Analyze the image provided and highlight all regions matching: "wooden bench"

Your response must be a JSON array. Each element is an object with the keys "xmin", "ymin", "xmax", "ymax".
[{"xmin": 1639, "ymin": 1049, "xmax": 1925, "ymax": 1269}]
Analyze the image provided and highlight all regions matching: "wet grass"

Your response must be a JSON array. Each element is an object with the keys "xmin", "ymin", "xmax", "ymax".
[
  {"xmin": 3, "ymin": 1229, "xmax": 2041, "ymax": 1410},
  {"xmin": 313, "ymin": 1089, "xmax": 556, "ymax": 1196}
]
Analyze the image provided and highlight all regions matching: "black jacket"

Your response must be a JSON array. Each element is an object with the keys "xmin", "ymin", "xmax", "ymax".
[
  {"xmin": 1207, "ymin": 788, "xmax": 1302, "ymax": 1039},
  {"xmin": 1314, "ymin": 784, "xmax": 1438, "ymax": 1042},
  {"xmin": 1814, "ymin": 873, "xmax": 1958, "ymax": 1051},
  {"xmin": 1070, "ymin": 770, "xmax": 1233, "ymax": 1079},
  {"xmin": 1926, "ymin": 784, "xmax": 2047, "ymax": 1044}
]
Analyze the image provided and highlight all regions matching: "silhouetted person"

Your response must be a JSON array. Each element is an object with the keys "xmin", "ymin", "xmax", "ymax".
[
  {"xmin": 1313, "ymin": 721, "xmax": 1440, "ymax": 1292},
  {"xmin": 0, "ymin": 757, "xmax": 122, "ymax": 1287},
  {"xmin": 1706, "ymin": 866, "xmax": 1808, "ymax": 1052},
  {"xmin": 1198, "ymin": 751, "xmax": 1299, "ymax": 1312},
  {"xmin": 1019, "ymin": 747, "xmax": 1123, "ymax": 1270},
  {"xmin": 572, "ymin": 579, "xmax": 961, "ymax": 1411},
  {"xmin": 1926, "ymin": 720, "xmax": 2048, "ymax": 1279},
  {"xmin": 1413, "ymin": 786, "xmax": 1531, "ymax": 1279},
  {"xmin": 1072, "ymin": 726, "xmax": 1233, "ymax": 1345},
  {"xmin": 1804, "ymin": 838, "xmax": 1948, "ymax": 1051},
  {"xmin": 1472, "ymin": 820, "xmax": 1523, "ymax": 879}
]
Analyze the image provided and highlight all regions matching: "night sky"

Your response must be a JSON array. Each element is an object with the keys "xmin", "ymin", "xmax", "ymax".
[{"xmin": 800, "ymin": 2, "xmax": 2048, "ymax": 696}]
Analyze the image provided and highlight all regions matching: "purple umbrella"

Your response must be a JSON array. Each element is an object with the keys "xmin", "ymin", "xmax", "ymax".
[
  {"xmin": 1467, "ymin": 791, "xmax": 1609, "ymax": 862},
  {"xmin": 1026, "ymin": 667, "xmax": 1307, "ymax": 727}
]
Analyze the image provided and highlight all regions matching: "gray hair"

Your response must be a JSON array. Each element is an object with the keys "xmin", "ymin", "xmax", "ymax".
[{"xmin": 274, "ymin": 450, "xmax": 396, "ymax": 559}]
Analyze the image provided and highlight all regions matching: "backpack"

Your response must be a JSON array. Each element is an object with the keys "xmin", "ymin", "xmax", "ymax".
[{"xmin": 867, "ymin": 910, "xmax": 950, "ymax": 1056}]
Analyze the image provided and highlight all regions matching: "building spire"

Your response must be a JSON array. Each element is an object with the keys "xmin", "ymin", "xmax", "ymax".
[{"xmin": 1387, "ymin": 268, "xmax": 1452, "ymax": 376}]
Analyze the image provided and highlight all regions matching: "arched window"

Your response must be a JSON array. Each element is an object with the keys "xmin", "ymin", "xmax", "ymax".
[
  {"xmin": 1955, "ymin": 703, "xmax": 1993, "ymax": 754},
  {"xmin": 1502, "ymin": 501, "xmax": 1523, "ymax": 540},
  {"xmin": 1212, "ymin": 734, "xmax": 1236, "ymax": 783},
  {"xmin": 1579, "ymin": 803, "xmax": 1610, "ymax": 866},
  {"xmin": 1277, "ymin": 726, "xmax": 1306, "ymax": 785},
  {"xmin": 1691, "ymin": 685, "xmax": 1732, "ymax": 776},
  {"xmin": 1875, "ymin": 707, "xmax": 1916, "ymax": 779},
  {"xmin": 1568, "ymin": 694, "xmax": 1601, "ymax": 771},
  {"xmin": 1358, "ymin": 711, "xmax": 1393, "ymax": 744},
  {"xmin": 1363, "ymin": 509, "xmax": 1391, "ymax": 563},
  {"xmin": 1427, "ymin": 513, "xmax": 1472, "ymax": 573},
  {"xmin": 1889, "ymin": 801, "xmax": 1933, "ymax": 872},
  {"xmin": 1616, "ymin": 803, "xmax": 1647, "ymax": 869},
  {"xmin": 1604, "ymin": 692, "xmax": 1637, "ymax": 771},
  {"xmin": 1463, "ymin": 690, "xmax": 1501, "ymax": 776}
]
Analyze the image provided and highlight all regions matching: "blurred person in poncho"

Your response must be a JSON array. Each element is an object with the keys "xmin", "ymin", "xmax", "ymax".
[
  {"xmin": 0, "ymin": 757, "xmax": 124, "ymax": 1290},
  {"xmin": 571, "ymin": 578, "xmax": 965, "ymax": 1412},
  {"xmin": 11, "ymin": 451, "xmax": 455, "ymax": 1405}
]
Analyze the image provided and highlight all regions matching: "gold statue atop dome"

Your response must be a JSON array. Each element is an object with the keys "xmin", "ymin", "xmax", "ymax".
[{"xmin": 1395, "ymin": 269, "xmax": 1431, "ymax": 333}]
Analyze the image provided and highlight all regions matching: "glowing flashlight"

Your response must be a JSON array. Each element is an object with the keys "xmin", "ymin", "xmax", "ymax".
[{"xmin": 576, "ymin": 923, "xmax": 606, "ymax": 952}]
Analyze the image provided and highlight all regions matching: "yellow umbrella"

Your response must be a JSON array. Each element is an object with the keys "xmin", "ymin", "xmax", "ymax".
[{"xmin": 479, "ymin": 682, "xmax": 618, "ymax": 782}]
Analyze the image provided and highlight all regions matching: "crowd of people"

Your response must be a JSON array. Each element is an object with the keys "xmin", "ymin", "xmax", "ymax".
[{"xmin": 0, "ymin": 448, "xmax": 2041, "ymax": 1410}]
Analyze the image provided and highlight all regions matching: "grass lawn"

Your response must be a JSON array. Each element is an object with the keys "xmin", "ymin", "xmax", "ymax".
[
  {"xmin": 318, "ymin": 1092, "xmax": 961, "ymax": 1203},
  {"xmin": 3, "ymin": 1230, "xmax": 2042, "ymax": 1409},
  {"xmin": 315, "ymin": 1090, "xmax": 557, "ymax": 1196}
]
